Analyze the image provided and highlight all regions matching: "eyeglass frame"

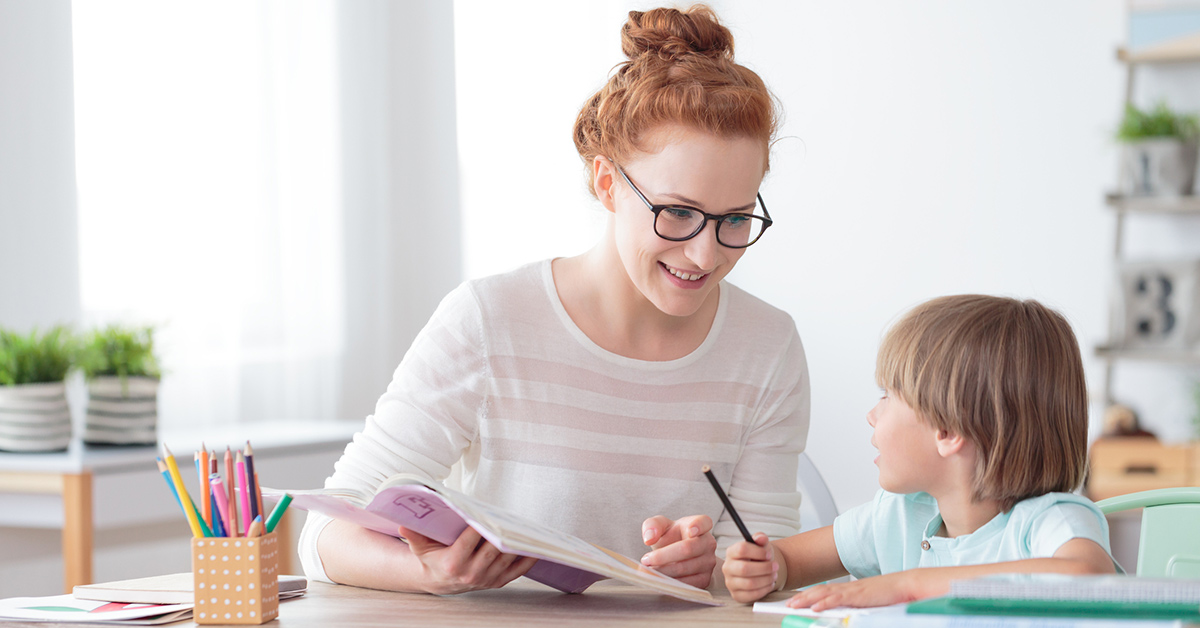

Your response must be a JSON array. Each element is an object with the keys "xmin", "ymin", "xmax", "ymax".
[{"xmin": 614, "ymin": 165, "xmax": 773, "ymax": 249}]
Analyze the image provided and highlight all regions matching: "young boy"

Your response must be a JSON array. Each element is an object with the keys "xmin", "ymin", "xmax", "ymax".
[{"xmin": 722, "ymin": 295, "xmax": 1119, "ymax": 608}]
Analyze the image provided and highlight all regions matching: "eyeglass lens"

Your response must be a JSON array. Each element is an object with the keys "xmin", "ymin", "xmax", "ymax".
[{"xmin": 655, "ymin": 208, "xmax": 768, "ymax": 248}]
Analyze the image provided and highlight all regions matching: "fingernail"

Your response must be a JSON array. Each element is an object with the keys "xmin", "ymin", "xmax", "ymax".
[
  {"xmin": 688, "ymin": 526, "xmax": 700, "ymax": 537},
  {"xmin": 643, "ymin": 528, "xmax": 656, "ymax": 543},
  {"xmin": 641, "ymin": 553, "xmax": 652, "ymax": 564}
]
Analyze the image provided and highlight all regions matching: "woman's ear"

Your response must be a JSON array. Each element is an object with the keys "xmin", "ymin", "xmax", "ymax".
[
  {"xmin": 934, "ymin": 429, "xmax": 968, "ymax": 458},
  {"xmin": 593, "ymin": 155, "xmax": 618, "ymax": 214}
]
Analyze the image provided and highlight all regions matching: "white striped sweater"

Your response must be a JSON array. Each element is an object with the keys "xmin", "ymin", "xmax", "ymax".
[{"xmin": 299, "ymin": 260, "xmax": 810, "ymax": 583}]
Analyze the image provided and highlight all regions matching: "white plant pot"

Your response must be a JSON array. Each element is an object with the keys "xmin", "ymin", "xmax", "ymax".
[
  {"xmin": 0, "ymin": 381, "xmax": 72, "ymax": 452},
  {"xmin": 1119, "ymin": 138, "xmax": 1199, "ymax": 197},
  {"xmin": 83, "ymin": 376, "xmax": 159, "ymax": 445}
]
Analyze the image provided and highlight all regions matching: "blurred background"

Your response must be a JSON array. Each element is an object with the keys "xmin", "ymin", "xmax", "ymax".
[{"xmin": 4, "ymin": 0, "xmax": 1200, "ymax": 596}]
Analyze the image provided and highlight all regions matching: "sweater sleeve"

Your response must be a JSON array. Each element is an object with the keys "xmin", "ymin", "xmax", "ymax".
[
  {"xmin": 719, "ymin": 326, "xmax": 809, "ymax": 555},
  {"xmin": 297, "ymin": 283, "xmax": 488, "ymax": 583}
]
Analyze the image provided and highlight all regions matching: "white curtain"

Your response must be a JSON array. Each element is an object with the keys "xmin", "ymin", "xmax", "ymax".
[{"xmin": 72, "ymin": 0, "xmax": 345, "ymax": 427}]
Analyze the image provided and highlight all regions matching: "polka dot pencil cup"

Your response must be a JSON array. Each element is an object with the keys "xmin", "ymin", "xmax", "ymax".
[{"xmin": 192, "ymin": 533, "xmax": 280, "ymax": 624}]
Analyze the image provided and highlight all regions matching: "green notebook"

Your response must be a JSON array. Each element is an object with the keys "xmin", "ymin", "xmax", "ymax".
[{"xmin": 908, "ymin": 574, "xmax": 1200, "ymax": 621}]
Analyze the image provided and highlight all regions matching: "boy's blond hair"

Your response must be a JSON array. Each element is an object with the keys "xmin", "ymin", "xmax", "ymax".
[{"xmin": 875, "ymin": 295, "xmax": 1088, "ymax": 512}]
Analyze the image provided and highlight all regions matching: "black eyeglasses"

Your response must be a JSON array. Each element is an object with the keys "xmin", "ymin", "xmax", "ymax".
[{"xmin": 616, "ymin": 166, "xmax": 772, "ymax": 249}]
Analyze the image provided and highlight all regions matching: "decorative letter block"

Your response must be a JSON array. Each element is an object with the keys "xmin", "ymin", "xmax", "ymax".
[
  {"xmin": 1112, "ymin": 260, "xmax": 1200, "ymax": 349},
  {"xmin": 192, "ymin": 533, "xmax": 280, "ymax": 625}
]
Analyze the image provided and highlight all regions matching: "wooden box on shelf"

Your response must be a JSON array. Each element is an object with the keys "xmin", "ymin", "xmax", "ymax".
[{"xmin": 1088, "ymin": 437, "xmax": 1193, "ymax": 501}]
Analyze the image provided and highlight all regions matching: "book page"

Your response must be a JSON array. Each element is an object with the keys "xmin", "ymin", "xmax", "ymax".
[{"xmin": 371, "ymin": 480, "xmax": 718, "ymax": 605}]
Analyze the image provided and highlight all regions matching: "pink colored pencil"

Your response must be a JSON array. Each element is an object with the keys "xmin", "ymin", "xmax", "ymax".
[
  {"xmin": 236, "ymin": 452, "xmax": 252, "ymax": 536},
  {"xmin": 211, "ymin": 475, "xmax": 234, "ymax": 538}
]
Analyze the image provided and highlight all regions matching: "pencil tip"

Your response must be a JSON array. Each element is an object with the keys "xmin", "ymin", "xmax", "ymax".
[
  {"xmin": 162, "ymin": 443, "xmax": 173, "ymax": 457},
  {"xmin": 701, "ymin": 464, "xmax": 711, "ymax": 473}
]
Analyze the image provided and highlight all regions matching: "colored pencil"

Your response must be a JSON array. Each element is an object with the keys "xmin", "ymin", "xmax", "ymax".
[
  {"xmin": 156, "ymin": 457, "xmax": 184, "ymax": 513},
  {"xmin": 264, "ymin": 493, "xmax": 292, "ymax": 534},
  {"xmin": 225, "ymin": 447, "xmax": 239, "ymax": 537},
  {"xmin": 209, "ymin": 453, "xmax": 221, "ymax": 535},
  {"xmin": 246, "ymin": 515, "xmax": 263, "ymax": 538},
  {"xmin": 200, "ymin": 445, "xmax": 211, "ymax": 531},
  {"xmin": 163, "ymin": 444, "xmax": 205, "ymax": 538},
  {"xmin": 158, "ymin": 457, "xmax": 208, "ymax": 531},
  {"xmin": 236, "ymin": 452, "xmax": 252, "ymax": 536},
  {"xmin": 243, "ymin": 442, "xmax": 259, "ymax": 524},
  {"xmin": 254, "ymin": 471, "xmax": 264, "ymax": 528},
  {"xmin": 702, "ymin": 464, "xmax": 754, "ymax": 544},
  {"xmin": 211, "ymin": 475, "xmax": 234, "ymax": 537}
]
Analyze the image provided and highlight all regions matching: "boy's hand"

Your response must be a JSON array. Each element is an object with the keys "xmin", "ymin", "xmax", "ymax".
[
  {"xmin": 721, "ymin": 532, "xmax": 779, "ymax": 603},
  {"xmin": 639, "ymin": 514, "xmax": 717, "ymax": 588},
  {"xmin": 786, "ymin": 571, "xmax": 922, "ymax": 611}
]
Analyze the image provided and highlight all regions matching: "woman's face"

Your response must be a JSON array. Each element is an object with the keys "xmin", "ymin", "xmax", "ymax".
[{"xmin": 607, "ymin": 127, "xmax": 766, "ymax": 318}]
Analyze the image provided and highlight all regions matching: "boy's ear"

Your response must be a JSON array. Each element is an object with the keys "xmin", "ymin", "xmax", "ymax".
[{"xmin": 934, "ymin": 429, "xmax": 968, "ymax": 458}]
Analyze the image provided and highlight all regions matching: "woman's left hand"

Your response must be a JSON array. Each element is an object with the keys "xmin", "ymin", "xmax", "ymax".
[{"xmin": 639, "ymin": 514, "xmax": 717, "ymax": 588}]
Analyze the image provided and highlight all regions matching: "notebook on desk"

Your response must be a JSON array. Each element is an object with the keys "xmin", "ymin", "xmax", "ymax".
[
  {"xmin": 73, "ymin": 573, "xmax": 308, "ymax": 605},
  {"xmin": 908, "ymin": 573, "xmax": 1200, "ymax": 620}
]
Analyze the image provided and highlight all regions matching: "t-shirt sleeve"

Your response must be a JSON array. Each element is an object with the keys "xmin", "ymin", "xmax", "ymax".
[
  {"xmin": 298, "ymin": 283, "xmax": 488, "ymax": 583},
  {"xmin": 1025, "ymin": 499, "xmax": 1113, "ymax": 560},
  {"xmin": 719, "ymin": 327, "xmax": 809, "ymax": 554},
  {"xmin": 833, "ymin": 491, "xmax": 885, "ymax": 579}
]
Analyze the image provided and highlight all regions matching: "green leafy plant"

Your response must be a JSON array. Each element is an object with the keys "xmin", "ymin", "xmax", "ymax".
[
  {"xmin": 0, "ymin": 327, "xmax": 76, "ymax": 386},
  {"xmin": 78, "ymin": 325, "xmax": 161, "ymax": 383},
  {"xmin": 1116, "ymin": 101, "xmax": 1200, "ymax": 143}
]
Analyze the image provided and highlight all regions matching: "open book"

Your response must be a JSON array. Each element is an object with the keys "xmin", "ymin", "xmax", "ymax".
[{"xmin": 264, "ymin": 474, "xmax": 719, "ymax": 605}]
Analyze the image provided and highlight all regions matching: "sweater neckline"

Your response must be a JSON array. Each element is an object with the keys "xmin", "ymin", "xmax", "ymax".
[{"xmin": 539, "ymin": 259, "xmax": 728, "ymax": 370}]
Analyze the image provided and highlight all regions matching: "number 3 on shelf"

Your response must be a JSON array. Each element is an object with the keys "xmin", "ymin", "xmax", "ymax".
[{"xmin": 1117, "ymin": 262, "xmax": 1198, "ymax": 348}]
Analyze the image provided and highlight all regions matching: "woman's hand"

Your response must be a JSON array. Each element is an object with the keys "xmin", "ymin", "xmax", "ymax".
[
  {"xmin": 786, "ymin": 571, "xmax": 922, "ymax": 611},
  {"xmin": 398, "ymin": 525, "xmax": 538, "ymax": 595},
  {"xmin": 639, "ymin": 514, "xmax": 717, "ymax": 588},
  {"xmin": 722, "ymin": 533, "xmax": 779, "ymax": 603}
]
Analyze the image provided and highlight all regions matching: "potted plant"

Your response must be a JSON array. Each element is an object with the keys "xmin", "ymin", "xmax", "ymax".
[
  {"xmin": 1117, "ymin": 101, "xmax": 1199, "ymax": 197},
  {"xmin": 78, "ymin": 325, "xmax": 162, "ymax": 445},
  {"xmin": 0, "ymin": 327, "xmax": 75, "ymax": 452}
]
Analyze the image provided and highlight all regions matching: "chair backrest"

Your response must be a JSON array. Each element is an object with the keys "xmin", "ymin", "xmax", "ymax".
[
  {"xmin": 1097, "ymin": 487, "xmax": 1200, "ymax": 578},
  {"xmin": 797, "ymin": 452, "xmax": 838, "ymax": 533}
]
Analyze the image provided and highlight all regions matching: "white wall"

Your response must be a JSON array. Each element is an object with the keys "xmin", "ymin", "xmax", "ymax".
[
  {"xmin": 455, "ymin": 0, "xmax": 1129, "ymax": 512},
  {"xmin": 719, "ymin": 1, "xmax": 1126, "ymax": 510},
  {"xmin": 0, "ymin": 0, "xmax": 80, "ymax": 330}
]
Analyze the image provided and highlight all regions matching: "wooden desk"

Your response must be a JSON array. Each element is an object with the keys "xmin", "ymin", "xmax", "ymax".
[
  {"xmin": 0, "ymin": 421, "xmax": 359, "ymax": 594},
  {"xmin": 273, "ymin": 581, "xmax": 788, "ymax": 628},
  {"xmin": 1, "ymin": 580, "xmax": 788, "ymax": 628}
]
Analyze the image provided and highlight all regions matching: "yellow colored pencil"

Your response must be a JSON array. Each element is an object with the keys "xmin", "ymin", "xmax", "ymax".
[{"xmin": 163, "ymin": 444, "xmax": 204, "ymax": 538}]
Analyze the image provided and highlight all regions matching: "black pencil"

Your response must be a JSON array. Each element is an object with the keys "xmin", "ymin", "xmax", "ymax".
[{"xmin": 701, "ymin": 465, "xmax": 754, "ymax": 543}]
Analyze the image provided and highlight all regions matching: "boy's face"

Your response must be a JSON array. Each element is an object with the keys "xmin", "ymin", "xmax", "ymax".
[{"xmin": 866, "ymin": 390, "xmax": 943, "ymax": 494}]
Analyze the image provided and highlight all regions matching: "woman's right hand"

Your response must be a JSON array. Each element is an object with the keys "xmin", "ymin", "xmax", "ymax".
[{"xmin": 398, "ymin": 525, "xmax": 539, "ymax": 595}]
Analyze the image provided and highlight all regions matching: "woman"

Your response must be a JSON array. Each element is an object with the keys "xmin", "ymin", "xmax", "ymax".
[{"xmin": 300, "ymin": 4, "xmax": 809, "ymax": 594}]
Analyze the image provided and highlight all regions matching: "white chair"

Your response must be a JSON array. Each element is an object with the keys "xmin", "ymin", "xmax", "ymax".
[
  {"xmin": 797, "ymin": 451, "xmax": 849, "ymax": 584},
  {"xmin": 797, "ymin": 451, "xmax": 838, "ymax": 533}
]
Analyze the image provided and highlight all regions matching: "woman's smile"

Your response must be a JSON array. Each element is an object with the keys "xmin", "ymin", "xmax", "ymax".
[{"xmin": 660, "ymin": 262, "xmax": 709, "ymax": 289}]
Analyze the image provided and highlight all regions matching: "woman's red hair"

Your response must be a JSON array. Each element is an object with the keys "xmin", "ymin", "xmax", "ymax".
[{"xmin": 573, "ymin": 4, "xmax": 780, "ymax": 196}]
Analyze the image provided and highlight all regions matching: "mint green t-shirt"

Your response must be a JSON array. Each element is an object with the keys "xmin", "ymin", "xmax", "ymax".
[{"xmin": 833, "ymin": 490, "xmax": 1122, "ymax": 578}]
